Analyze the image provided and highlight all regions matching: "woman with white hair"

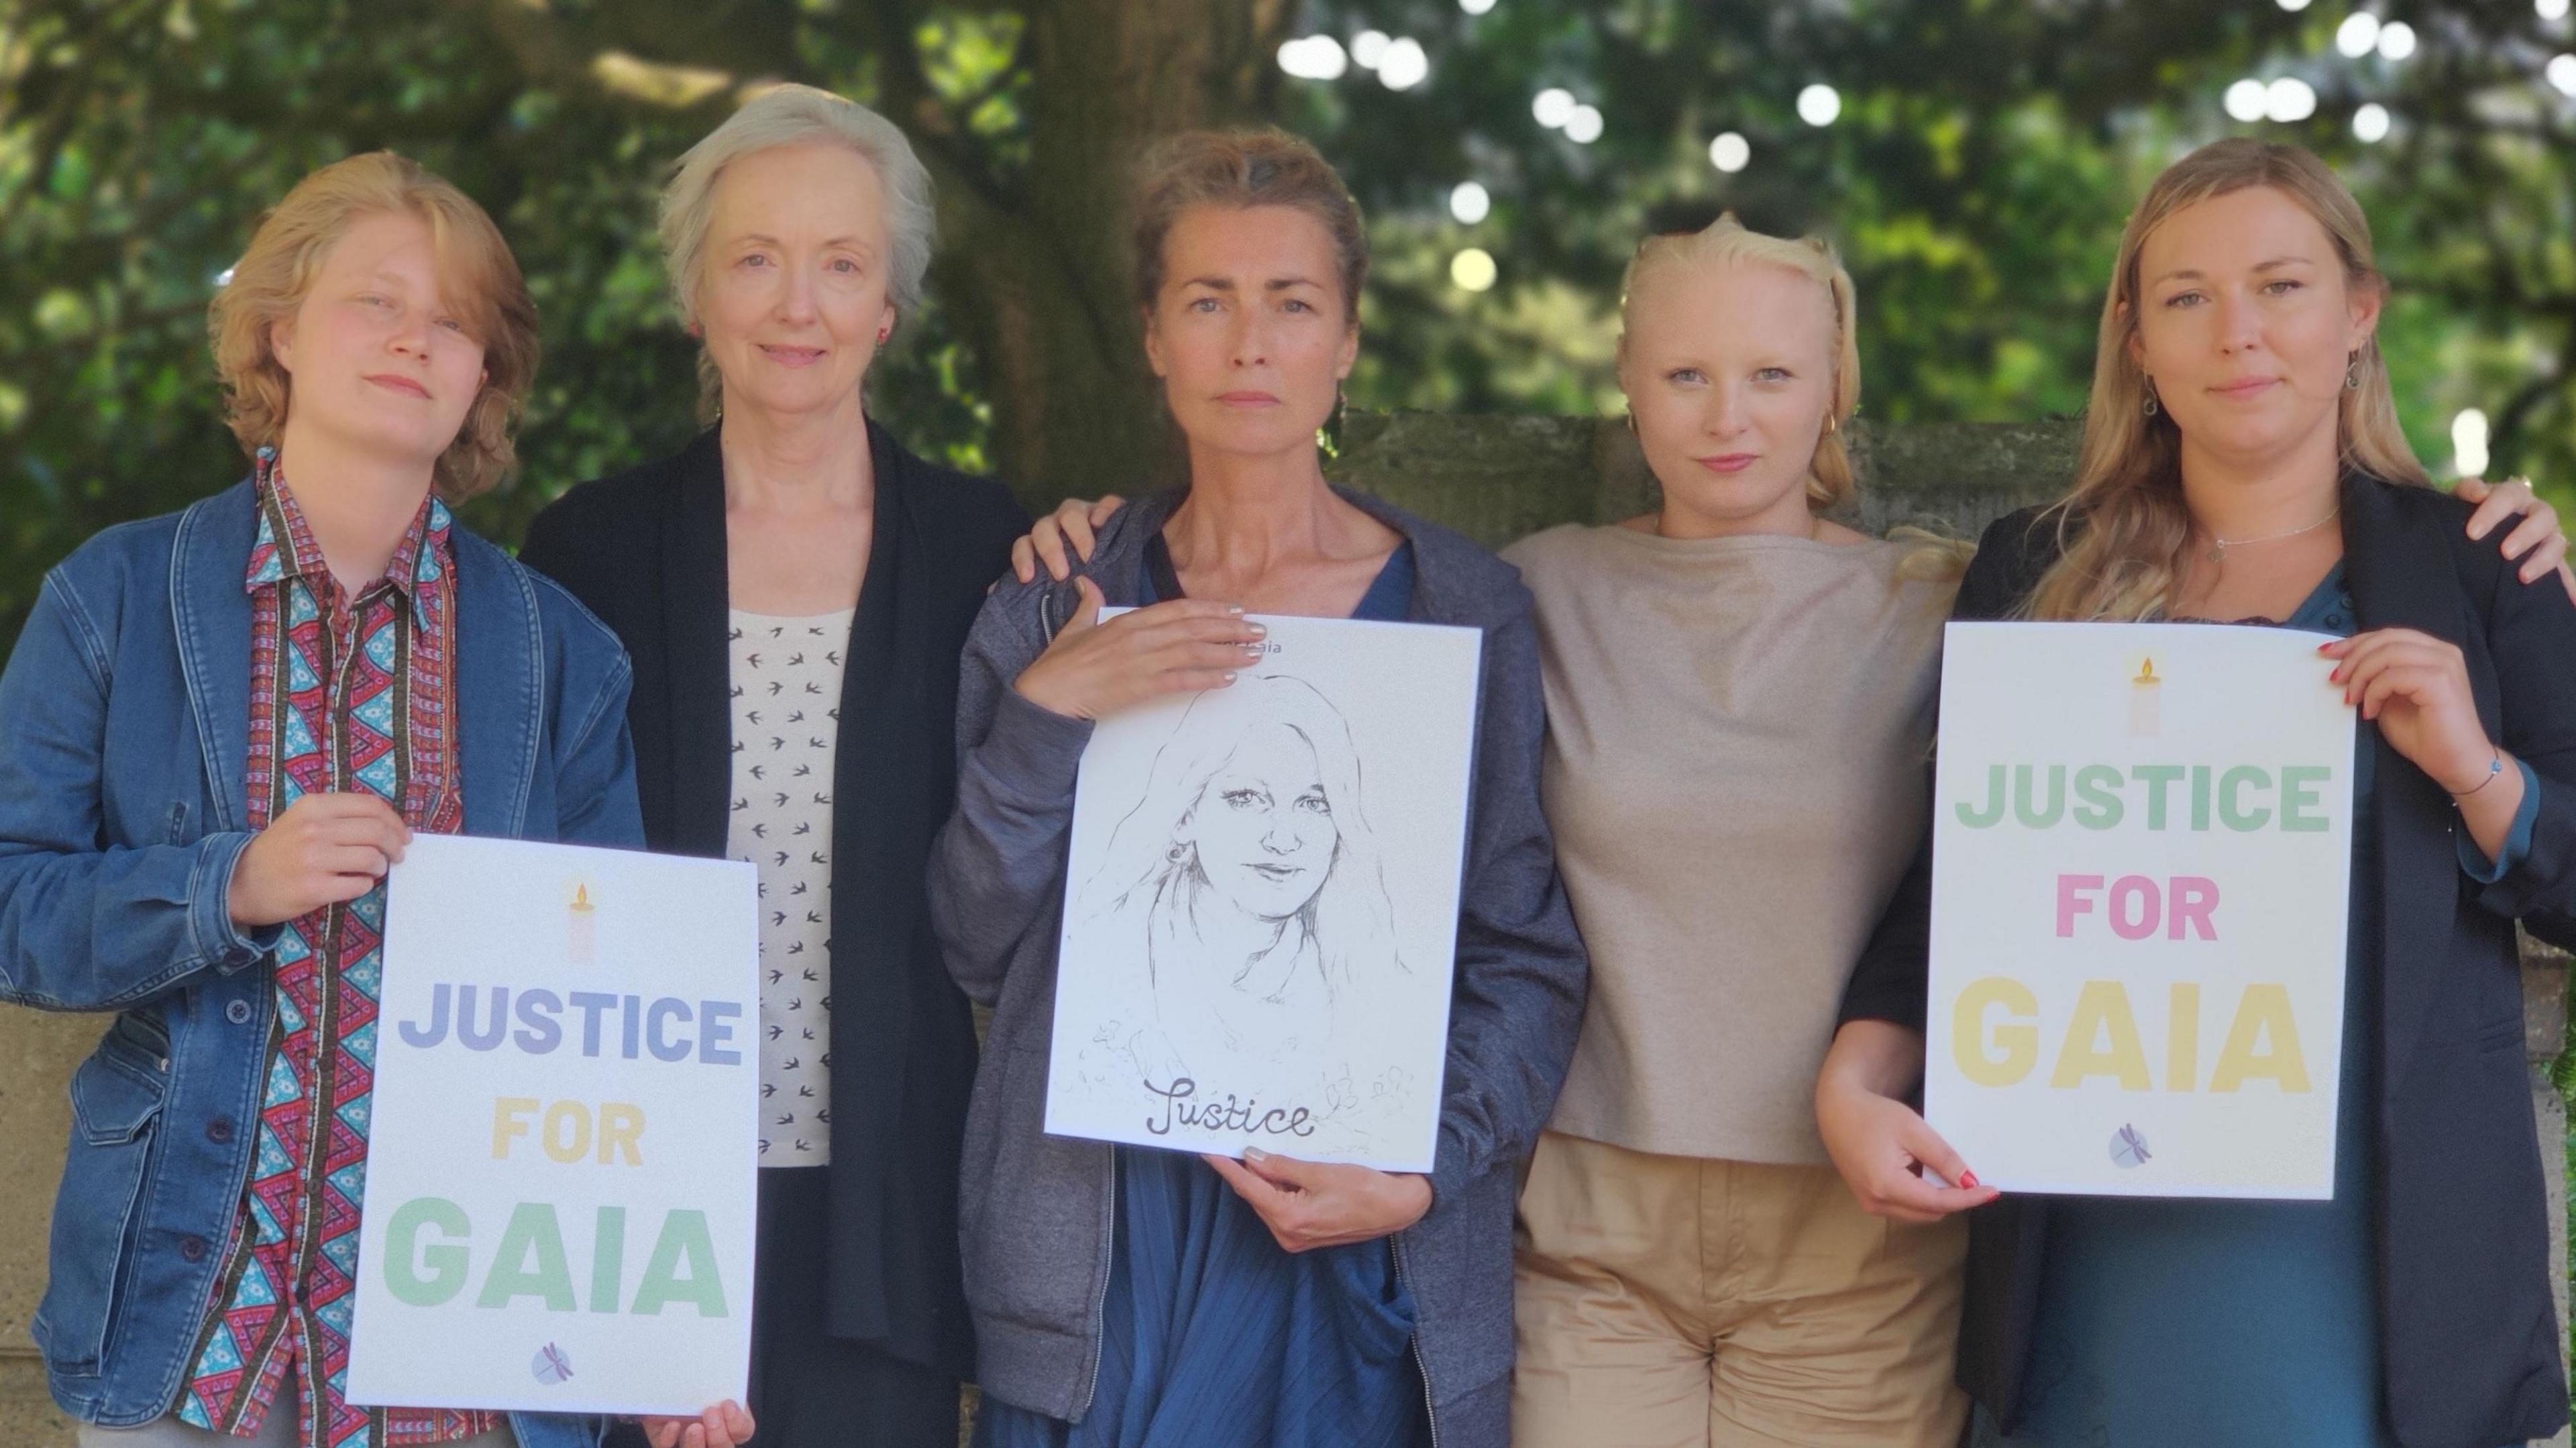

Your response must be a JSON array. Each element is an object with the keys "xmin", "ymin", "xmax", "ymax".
[{"xmin": 523, "ymin": 83, "xmax": 1026, "ymax": 1448}]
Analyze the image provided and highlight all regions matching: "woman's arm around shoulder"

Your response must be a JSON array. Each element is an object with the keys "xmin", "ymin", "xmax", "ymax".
[{"xmin": 2463, "ymin": 514, "xmax": 2576, "ymax": 946}]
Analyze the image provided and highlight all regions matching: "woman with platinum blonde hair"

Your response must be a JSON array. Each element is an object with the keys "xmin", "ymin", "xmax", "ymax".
[
  {"xmin": 523, "ymin": 82, "xmax": 1024, "ymax": 1448},
  {"xmin": 1492, "ymin": 214, "xmax": 1982, "ymax": 1448}
]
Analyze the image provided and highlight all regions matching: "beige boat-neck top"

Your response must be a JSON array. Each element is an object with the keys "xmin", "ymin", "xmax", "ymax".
[{"xmin": 1501, "ymin": 522, "xmax": 1956, "ymax": 1164}]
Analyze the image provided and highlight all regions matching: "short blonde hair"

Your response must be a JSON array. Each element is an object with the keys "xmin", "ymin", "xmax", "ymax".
[
  {"xmin": 1618, "ymin": 214, "xmax": 1862, "ymax": 512},
  {"xmin": 209, "ymin": 151, "xmax": 538, "ymax": 502}
]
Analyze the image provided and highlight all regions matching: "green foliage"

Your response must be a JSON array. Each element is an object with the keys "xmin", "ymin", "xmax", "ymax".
[
  {"xmin": 0, "ymin": 0, "xmax": 989, "ymax": 651},
  {"xmin": 1281, "ymin": 0, "xmax": 2575, "ymax": 495},
  {"xmin": 2, "ymin": 0, "xmax": 2571, "ymax": 659}
]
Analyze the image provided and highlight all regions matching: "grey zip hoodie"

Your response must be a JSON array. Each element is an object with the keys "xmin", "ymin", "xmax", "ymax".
[{"xmin": 928, "ymin": 487, "xmax": 1587, "ymax": 1445}]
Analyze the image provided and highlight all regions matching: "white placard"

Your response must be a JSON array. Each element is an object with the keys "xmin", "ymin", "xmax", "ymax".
[
  {"xmin": 348, "ymin": 835, "xmax": 758, "ymax": 1415},
  {"xmin": 1044, "ymin": 614, "xmax": 1483, "ymax": 1171},
  {"xmin": 1925, "ymin": 622, "xmax": 2355, "ymax": 1198}
]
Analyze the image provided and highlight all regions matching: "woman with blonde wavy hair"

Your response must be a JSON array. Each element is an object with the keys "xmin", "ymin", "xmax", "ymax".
[{"xmin": 1819, "ymin": 137, "xmax": 2576, "ymax": 1447}]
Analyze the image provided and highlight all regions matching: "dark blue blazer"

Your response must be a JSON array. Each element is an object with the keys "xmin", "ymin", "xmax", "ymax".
[{"xmin": 1841, "ymin": 474, "xmax": 2576, "ymax": 1448}]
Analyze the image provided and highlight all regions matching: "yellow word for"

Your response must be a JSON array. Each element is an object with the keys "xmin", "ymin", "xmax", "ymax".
[{"xmin": 492, "ymin": 1097, "xmax": 647, "ymax": 1165}]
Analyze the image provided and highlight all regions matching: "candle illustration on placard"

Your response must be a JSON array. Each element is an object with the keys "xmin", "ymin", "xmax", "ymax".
[
  {"xmin": 566, "ymin": 881, "xmax": 596, "ymax": 966},
  {"xmin": 2128, "ymin": 655, "xmax": 2161, "ymax": 737}
]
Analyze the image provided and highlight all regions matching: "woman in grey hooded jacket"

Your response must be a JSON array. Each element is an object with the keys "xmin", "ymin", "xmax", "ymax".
[{"xmin": 925, "ymin": 128, "xmax": 1586, "ymax": 1448}]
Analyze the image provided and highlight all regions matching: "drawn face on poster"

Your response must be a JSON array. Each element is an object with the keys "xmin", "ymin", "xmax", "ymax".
[
  {"xmin": 1078, "ymin": 674, "xmax": 1402, "ymax": 1097},
  {"xmin": 1044, "ymin": 616, "xmax": 1481, "ymax": 1172}
]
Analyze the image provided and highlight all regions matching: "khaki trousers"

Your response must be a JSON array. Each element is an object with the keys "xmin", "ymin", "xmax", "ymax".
[{"xmin": 1513, "ymin": 1131, "xmax": 1968, "ymax": 1448}]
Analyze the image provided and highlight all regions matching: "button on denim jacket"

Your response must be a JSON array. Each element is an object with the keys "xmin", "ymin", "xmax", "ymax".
[{"xmin": 0, "ymin": 480, "xmax": 643, "ymax": 1447}]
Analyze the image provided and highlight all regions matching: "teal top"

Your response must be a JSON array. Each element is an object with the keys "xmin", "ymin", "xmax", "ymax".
[{"xmin": 1973, "ymin": 564, "xmax": 2538, "ymax": 1448}]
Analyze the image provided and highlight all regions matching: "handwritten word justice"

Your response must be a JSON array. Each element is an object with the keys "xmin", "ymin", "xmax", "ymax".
[{"xmin": 1141, "ymin": 1077, "xmax": 1319, "ymax": 1140}]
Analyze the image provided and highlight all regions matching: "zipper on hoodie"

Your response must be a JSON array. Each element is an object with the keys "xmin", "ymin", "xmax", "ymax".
[
  {"xmin": 1391, "ymin": 1233, "xmax": 1440, "ymax": 1448},
  {"xmin": 1073, "ymin": 1144, "xmax": 1118, "ymax": 1418}
]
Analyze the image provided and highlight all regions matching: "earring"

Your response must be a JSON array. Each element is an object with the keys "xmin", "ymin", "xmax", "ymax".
[
  {"xmin": 2142, "ymin": 379, "xmax": 2161, "ymax": 418},
  {"xmin": 877, "ymin": 326, "xmax": 892, "ymax": 344},
  {"xmin": 2344, "ymin": 351, "xmax": 2361, "ymax": 390}
]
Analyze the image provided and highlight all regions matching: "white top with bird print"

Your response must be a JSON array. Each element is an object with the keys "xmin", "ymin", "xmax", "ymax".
[{"xmin": 727, "ymin": 608, "xmax": 851, "ymax": 1166}]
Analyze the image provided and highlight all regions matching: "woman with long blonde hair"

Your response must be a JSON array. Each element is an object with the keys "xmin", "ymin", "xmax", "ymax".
[{"xmin": 1819, "ymin": 137, "xmax": 2576, "ymax": 1447}]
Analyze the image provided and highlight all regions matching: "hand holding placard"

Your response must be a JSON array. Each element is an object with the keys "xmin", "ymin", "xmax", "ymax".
[
  {"xmin": 2324, "ymin": 627, "xmax": 2528, "ymax": 864},
  {"xmin": 1923, "ymin": 624, "xmax": 2355, "ymax": 1199},
  {"xmin": 347, "ymin": 836, "xmax": 759, "ymax": 1417},
  {"xmin": 639, "ymin": 1400, "xmax": 756, "ymax": 1448}
]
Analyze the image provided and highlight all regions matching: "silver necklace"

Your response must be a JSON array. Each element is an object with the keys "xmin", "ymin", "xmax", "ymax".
[{"xmin": 2204, "ymin": 505, "xmax": 2340, "ymax": 564}]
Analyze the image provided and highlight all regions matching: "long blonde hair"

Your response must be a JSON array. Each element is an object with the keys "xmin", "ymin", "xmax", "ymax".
[
  {"xmin": 1618, "ymin": 213, "xmax": 1861, "ymax": 512},
  {"xmin": 2026, "ymin": 139, "xmax": 2426, "ymax": 620}
]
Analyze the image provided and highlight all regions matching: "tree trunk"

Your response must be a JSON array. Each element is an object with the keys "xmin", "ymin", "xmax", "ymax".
[{"xmin": 924, "ymin": 0, "xmax": 1291, "ymax": 507}]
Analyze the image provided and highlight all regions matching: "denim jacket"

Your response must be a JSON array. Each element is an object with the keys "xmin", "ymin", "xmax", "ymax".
[{"xmin": 0, "ymin": 479, "xmax": 643, "ymax": 1447}]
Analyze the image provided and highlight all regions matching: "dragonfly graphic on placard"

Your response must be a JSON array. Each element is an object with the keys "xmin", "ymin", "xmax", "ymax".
[{"xmin": 531, "ymin": 1342, "xmax": 575, "ymax": 1385}]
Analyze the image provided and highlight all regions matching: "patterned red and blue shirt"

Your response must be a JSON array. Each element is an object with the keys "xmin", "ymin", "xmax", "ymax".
[{"xmin": 176, "ymin": 453, "xmax": 493, "ymax": 1446}]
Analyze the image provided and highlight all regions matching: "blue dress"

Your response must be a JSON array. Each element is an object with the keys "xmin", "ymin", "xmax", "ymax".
[
  {"xmin": 1972, "ymin": 567, "xmax": 2542, "ymax": 1448},
  {"xmin": 976, "ymin": 540, "xmax": 1430, "ymax": 1448}
]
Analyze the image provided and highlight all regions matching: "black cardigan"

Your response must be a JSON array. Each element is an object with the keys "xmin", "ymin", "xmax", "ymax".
[
  {"xmin": 520, "ymin": 422, "xmax": 1026, "ymax": 1378},
  {"xmin": 1839, "ymin": 474, "xmax": 2576, "ymax": 1448}
]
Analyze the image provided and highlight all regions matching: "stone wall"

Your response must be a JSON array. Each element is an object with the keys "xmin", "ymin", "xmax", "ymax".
[{"xmin": 0, "ymin": 413, "xmax": 2563, "ymax": 1444}]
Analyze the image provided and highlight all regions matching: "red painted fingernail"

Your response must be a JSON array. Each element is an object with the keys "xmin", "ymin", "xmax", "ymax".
[{"xmin": 1960, "ymin": 1170, "xmax": 1980, "ymax": 1188}]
